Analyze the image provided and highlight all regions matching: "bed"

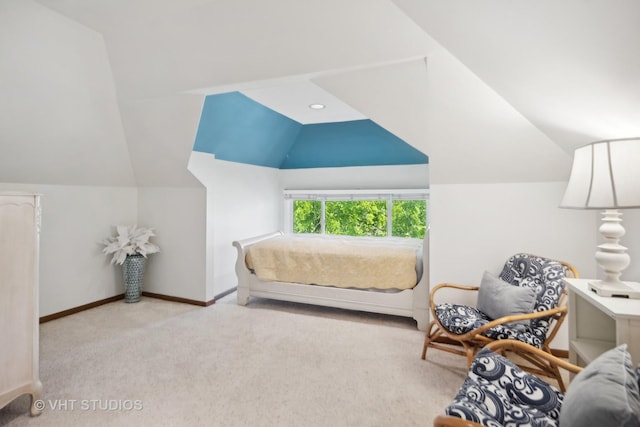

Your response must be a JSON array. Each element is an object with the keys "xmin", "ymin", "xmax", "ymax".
[{"xmin": 232, "ymin": 231, "xmax": 429, "ymax": 330}]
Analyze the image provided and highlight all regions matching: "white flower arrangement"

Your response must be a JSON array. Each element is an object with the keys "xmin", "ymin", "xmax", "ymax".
[{"xmin": 102, "ymin": 225, "xmax": 160, "ymax": 265}]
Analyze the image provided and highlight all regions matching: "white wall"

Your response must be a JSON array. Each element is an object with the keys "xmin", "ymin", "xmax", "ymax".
[
  {"xmin": 0, "ymin": 183, "xmax": 137, "ymax": 317},
  {"xmin": 188, "ymin": 152, "xmax": 281, "ymax": 300},
  {"xmin": 0, "ymin": 182, "xmax": 214, "ymax": 314},
  {"xmin": 623, "ymin": 210, "xmax": 640, "ymax": 283},
  {"xmin": 0, "ymin": 183, "xmax": 210, "ymax": 315},
  {"xmin": 119, "ymin": 94, "xmax": 204, "ymax": 187},
  {"xmin": 430, "ymin": 181, "xmax": 598, "ymax": 349},
  {"xmin": 0, "ymin": 0, "xmax": 135, "ymax": 186},
  {"xmin": 137, "ymin": 187, "xmax": 207, "ymax": 302},
  {"xmin": 279, "ymin": 164, "xmax": 429, "ymax": 191}
]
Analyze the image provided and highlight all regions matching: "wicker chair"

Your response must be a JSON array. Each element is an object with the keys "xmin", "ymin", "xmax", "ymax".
[
  {"xmin": 433, "ymin": 340, "xmax": 584, "ymax": 427},
  {"xmin": 434, "ymin": 340, "xmax": 640, "ymax": 427},
  {"xmin": 421, "ymin": 253, "xmax": 579, "ymax": 391}
]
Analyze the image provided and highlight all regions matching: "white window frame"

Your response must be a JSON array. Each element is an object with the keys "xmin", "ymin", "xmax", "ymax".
[{"xmin": 283, "ymin": 189, "xmax": 429, "ymax": 237}]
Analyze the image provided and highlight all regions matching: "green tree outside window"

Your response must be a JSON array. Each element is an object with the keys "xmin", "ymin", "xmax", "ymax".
[
  {"xmin": 326, "ymin": 200, "xmax": 387, "ymax": 237},
  {"xmin": 293, "ymin": 198, "xmax": 426, "ymax": 239},
  {"xmin": 392, "ymin": 200, "xmax": 427, "ymax": 238},
  {"xmin": 293, "ymin": 200, "xmax": 321, "ymax": 234}
]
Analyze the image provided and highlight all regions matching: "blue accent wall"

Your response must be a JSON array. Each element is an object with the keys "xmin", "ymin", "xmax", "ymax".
[
  {"xmin": 280, "ymin": 119, "xmax": 428, "ymax": 169},
  {"xmin": 193, "ymin": 92, "xmax": 428, "ymax": 169},
  {"xmin": 193, "ymin": 92, "xmax": 302, "ymax": 168}
]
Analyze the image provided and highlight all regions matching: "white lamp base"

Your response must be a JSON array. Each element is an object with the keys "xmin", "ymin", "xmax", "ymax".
[{"xmin": 588, "ymin": 279, "xmax": 640, "ymax": 299}]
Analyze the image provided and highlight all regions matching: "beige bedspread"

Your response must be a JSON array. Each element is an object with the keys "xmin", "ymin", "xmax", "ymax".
[{"xmin": 245, "ymin": 235, "xmax": 421, "ymax": 290}]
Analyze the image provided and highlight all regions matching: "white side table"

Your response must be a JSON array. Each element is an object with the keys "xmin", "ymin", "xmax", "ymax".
[{"xmin": 564, "ymin": 278, "xmax": 640, "ymax": 366}]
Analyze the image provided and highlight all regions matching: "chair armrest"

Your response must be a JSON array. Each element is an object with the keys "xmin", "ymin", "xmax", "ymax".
[
  {"xmin": 433, "ymin": 415, "xmax": 485, "ymax": 427},
  {"xmin": 430, "ymin": 283, "xmax": 479, "ymax": 309},
  {"xmin": 485, "ymin": 340, "xmax": 582, "ymax": 374},
  {"xmin": 431, "ymin": 282, "xmax": 480, "ymax": 294},
  {"xmin": 457, "ymin": 305, "xmax": 568, "ymax": 340},
  {"xmin": 485, "ymin": 305, "xmax": 566, "ymax": 329}
]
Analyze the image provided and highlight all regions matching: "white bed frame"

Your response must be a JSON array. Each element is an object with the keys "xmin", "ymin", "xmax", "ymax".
[{"xmin": 232, "ymin": 231, "xmax": 429, "ymax": 330}]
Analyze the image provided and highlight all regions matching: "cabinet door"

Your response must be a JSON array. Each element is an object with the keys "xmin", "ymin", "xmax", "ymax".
[{"xmin": 0, "ymin": 195, "xmax": 40, "ymax": 411}]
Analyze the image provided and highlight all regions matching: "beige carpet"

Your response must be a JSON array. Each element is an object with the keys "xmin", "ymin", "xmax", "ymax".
[{"xmin": 0, "ymin": 295, "xmax": 471, "ymax": 427}]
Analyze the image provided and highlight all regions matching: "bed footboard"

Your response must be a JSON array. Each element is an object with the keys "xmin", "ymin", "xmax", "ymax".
[{"xmin": 232, "ymin": 231, "xmax": 283, "ymax": 306}]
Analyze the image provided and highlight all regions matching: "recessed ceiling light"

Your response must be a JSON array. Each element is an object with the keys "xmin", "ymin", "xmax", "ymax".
[{"xmin": 308, "ymin": 103, "xmax": 326, "ymax": 110}]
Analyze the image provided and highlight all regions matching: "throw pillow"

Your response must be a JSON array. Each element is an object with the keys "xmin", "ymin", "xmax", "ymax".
[
  {"xmin": 559, "ymin": 344, "xmax": 640, "ymax": 427},
  {"xmin": 476, "ymin": 270, "xmax": 537, "ymax": 331}
]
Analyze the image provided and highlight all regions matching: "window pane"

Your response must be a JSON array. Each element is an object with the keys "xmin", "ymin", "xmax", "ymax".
[
  {"xmin": 392, "ymin": 200, "xmax": 427, "ymax": 238},
  {"xmin": 325, "ymin": 200, "xmax": 387, "ymax": 237},
  {"xmin": 293, "ymin": 200, "xmax": 321, "ymax": 234}
]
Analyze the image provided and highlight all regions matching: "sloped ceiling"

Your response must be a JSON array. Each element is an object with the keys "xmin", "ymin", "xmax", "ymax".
[
  {"xmin": 0, "ymin": 0, "xmax": 136, "ymax": 186},
  {"xmin": 393, "ymin": 0, "xmax": 640, "ymax": 152},
  {"xmin": 13, "ymin": 0, "xmax": 640, "ymax": 186},
  {"xmin": 193, "ymin": 92, "xmax": 428, "ymax": 169},
  {"xmin": 35, "ymin": 0, "xmax": 432, "ymax": 100},
  {"xmin": 31, "ymin": 0, "xmax": 436, "ymax": 186}
]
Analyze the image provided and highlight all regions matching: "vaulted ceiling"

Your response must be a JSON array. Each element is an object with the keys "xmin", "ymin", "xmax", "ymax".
[
  {"xmin": 4, "ymin": 0, "xmax": 639, "ymax": 187},
  {"xmin": 394, "ymin": 0, "xmax": 640, "ymax": 154},
  {"xmin": 193, "ymin": 92, "xmax": 428, "ymax": 169}
]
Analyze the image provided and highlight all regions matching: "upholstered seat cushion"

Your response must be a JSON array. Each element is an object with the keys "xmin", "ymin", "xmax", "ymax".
[
  {"xmin": 434, "ymin": 303, "xmax": 544, "ymax": 348},
  {"xmin": 444, "ymin": 348, "xmax": 563, "ymax": 427}
]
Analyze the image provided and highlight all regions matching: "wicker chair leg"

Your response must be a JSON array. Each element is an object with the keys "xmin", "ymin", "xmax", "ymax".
[
  {"xmin": 421, "ymin": 320, "xmax": 439, "ymax": 360},
  {"xmin": 465, "ymin": 345, "xmax": 475, "ymax": 367},
  {"xmin": 551, "ymin": 362, "xmax": 566, "ymax": 392}
]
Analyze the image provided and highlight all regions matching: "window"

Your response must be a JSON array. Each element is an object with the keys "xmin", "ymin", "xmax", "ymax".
[
  {"xmin": 285, "ymin": 189, "xmax": 428, "ymax": 239},
  {"xmin": 293, "ymin": 200, "xmax": 321, "ymax": 234}
]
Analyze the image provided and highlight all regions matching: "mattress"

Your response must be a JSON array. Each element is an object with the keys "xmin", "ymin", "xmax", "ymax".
[{"xmin": 245, "ymin": 235, "xmax": 422, "ymax": 290}]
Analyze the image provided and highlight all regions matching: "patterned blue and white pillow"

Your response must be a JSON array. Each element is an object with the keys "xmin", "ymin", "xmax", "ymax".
[
  {"xmin": 498, "ymin": 253, "xmax": 568, "ymax": 341},
  {"xmin": 444, "ymin": 348, "xmax": 564, "ymax": 427}
]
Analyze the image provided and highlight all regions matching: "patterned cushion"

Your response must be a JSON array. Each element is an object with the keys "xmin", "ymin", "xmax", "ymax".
[
  {"xmin": 444, "ymin": 348, "xmax": 564, "ymax": 427},
  {"xmin": 498, "ymin": 253, "xmax": 568, "ymax": 342},
  {"xmin": 434, "ymin": 303, "xmax": 543, "ymax": 348},
  {"xmin": 434, "ymin": 254, "xmax": 568, "ymax": 348}
]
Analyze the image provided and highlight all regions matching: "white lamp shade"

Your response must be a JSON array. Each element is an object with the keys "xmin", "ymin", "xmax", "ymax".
[{"xmin": 561, "ymin": 138, "xmax": 640, "ymax": 209}]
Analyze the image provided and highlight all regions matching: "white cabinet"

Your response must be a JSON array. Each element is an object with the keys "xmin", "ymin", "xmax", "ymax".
[
  {"xmin": 0, "ymin": 193, "xmax": 42, "ymax": 416},
  {"xmin": 565, "ymin": 278, "xmax": 640, "ymax": 366}
]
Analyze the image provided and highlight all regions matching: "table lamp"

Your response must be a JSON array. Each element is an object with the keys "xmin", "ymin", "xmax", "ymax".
[{"xmin": 560, "ymin": 137, "xmax": 640, "ymax": 298}]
